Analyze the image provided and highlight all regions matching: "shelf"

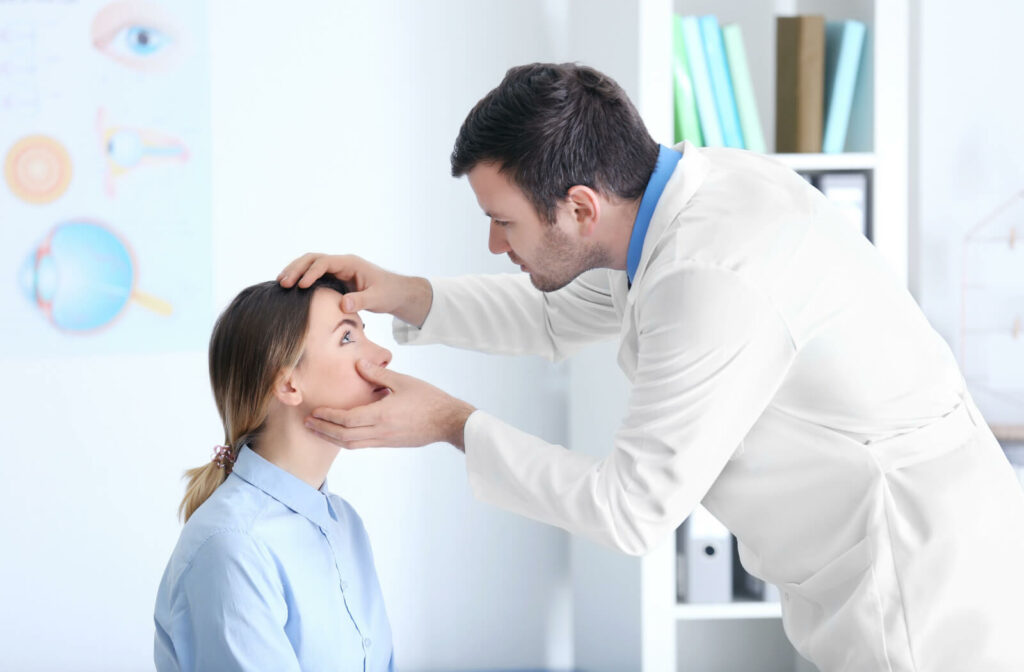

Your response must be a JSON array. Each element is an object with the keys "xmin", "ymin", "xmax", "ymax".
[
  {"xmin": 770, "ymin": 152, "xmax": 876, "ymax": 172},
  {"xmin": 674, "ymin": 600, "xmax": 782, "ymax": 620}
]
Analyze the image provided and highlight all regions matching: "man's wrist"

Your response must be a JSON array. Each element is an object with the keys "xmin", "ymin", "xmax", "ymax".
[
  {"xmin": 396, "ymin": 276, "xmax": 433, "ymax": 328},
  {"xmin": 446, "ymin": 400, "xmax": 476, "ymax": 452}
]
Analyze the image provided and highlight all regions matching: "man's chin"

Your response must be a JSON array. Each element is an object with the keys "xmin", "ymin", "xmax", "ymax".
[{"xmin": 527, "ymin": 272, "xmax": 559, "ymax": 292}]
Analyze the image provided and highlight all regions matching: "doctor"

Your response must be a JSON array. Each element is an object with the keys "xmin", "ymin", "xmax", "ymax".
[{"xmin": 280, "ymin": 63, "xmax": 1024, "ymax": 671}]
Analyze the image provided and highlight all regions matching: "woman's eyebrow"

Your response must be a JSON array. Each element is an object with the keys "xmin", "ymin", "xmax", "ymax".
[{"xmin": 332, "ymin": 318, "xmax": 364, "ymax": 333}]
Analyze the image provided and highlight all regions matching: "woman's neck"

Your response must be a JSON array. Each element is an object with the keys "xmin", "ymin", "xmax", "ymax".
[{"xmin": 253, "ymin": 409, "xmax": 341, "ymax": 490}]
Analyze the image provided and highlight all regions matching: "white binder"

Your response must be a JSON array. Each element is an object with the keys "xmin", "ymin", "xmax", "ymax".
[{"xmin": 677, "ymin": 505, "xmax": 733, "ymax": 603}]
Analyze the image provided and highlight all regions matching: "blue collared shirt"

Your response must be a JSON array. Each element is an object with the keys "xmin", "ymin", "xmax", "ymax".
[
  {"xmin": 626, "ymin": 144, "xmax": 684, "ymax": 285},
  {"xmin": 154, "ymin": 446, "xmax": 394, "ymax": 672}
]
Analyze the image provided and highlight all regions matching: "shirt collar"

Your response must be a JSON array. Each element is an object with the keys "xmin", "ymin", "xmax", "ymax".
[
  {"xmin": 230, "ymin": 445, "xmax": 336, "ymax": 530},
  {"xmin": 626, "ymin": 144, "xmax": 684, "ymax": 285}
]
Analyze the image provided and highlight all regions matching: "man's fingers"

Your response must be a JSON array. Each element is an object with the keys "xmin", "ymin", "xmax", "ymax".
[
  {"xmin": 297, "ymin": 256, "xmax": 332, "ymax": 288},
  {"xmin": 310, "ymin": 403, "xmax": 380, "ymax": 428},
  {"xmin": 278, "ymin": 252, "xmax": 320, "ymax": 288},
  {"xmin": 304, "ymin": 418, "xmax": 380, "ymax": 445},
  {"xmin": 355, "ymin": 359, "xmax": 403, "ymax": 388},
  {"xmin": 342, "ymin": 439, "xmax": 392, "ymax": 450}
]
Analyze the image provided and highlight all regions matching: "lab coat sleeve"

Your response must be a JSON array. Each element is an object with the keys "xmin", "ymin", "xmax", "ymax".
[
  {"xmin": 463, "ymin": 263, "xmax": 797, "ymax": 555},
  {"xmin": 392, "ymin": 269, "xmax": 619, "ymax": 361}
]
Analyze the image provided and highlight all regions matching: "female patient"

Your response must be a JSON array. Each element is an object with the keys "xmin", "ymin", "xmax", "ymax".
[{"xmin": 154, "ymin": 276, "xmax": 394, "ymax": 671}]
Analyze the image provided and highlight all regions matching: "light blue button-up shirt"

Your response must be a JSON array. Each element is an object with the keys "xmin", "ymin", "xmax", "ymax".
[{"xmin": 154, "ymin": 446, "xmax": 394, "ymax": 671}]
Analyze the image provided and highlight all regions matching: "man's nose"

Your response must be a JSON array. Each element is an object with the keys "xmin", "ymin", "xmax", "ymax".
[{"xmin": 488, "ymin": 221, "xmax": 510, "ymax": 255}]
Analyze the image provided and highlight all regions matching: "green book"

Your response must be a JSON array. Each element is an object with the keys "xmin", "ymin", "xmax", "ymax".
[
  {"xmin": 672, "ymin": 15, "xmax": 704, "ymax": 146},
  {"xmin": 722, "ymin": 23, "xmax": 766, "ymax": 153}
]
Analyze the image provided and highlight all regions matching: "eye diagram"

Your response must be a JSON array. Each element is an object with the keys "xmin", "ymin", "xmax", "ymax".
[
  {"xmin": 91, "ymin": 0, "xmax": 183, "ymax": 71},
  {"xmin": 19, "ymin": 220, "xmax": 172, "ymax": 333},
  {"xmin": 4, "ymin": 135, "xmax": 73, "ymax": 204},
  {"xmin": 97, "ymin": 109, "xmax": 189, "ymax": 196}
]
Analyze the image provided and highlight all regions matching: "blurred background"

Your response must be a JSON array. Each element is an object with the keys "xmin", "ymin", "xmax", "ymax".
[{"xmin": 1, "ymin": 1, "xmax": 1021, "ymax": 671}]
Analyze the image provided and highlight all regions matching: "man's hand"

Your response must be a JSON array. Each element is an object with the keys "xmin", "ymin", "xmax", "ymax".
[
  {"xmin": 278, "ymin": 253, "xmax": 433, "ymax": 328},
  {"xmin": 304, "ymin": 359, "xmax": 476, "ymax": 451}
]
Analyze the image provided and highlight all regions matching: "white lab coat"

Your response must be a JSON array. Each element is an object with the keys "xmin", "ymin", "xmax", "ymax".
[{"xmin": 394, "ymin": 141, "xmax": 1024, "ymax": 671}]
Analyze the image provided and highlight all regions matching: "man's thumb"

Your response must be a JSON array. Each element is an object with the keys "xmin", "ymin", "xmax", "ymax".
[
  {"xmin": 341, "ymin": 286, "xmax": 384, "ymax": 314},
  {"xmin": 356, "ymin": 358, "xmax": 396, "ymax": 386}
]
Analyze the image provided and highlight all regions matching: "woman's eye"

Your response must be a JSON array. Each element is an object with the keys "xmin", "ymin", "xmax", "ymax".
[{"xmin": 340, "ymin": 331, "xmax": 354, "ymax": 345}]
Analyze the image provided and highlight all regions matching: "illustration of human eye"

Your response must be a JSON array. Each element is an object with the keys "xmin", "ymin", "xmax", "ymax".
[
  {"xmin": 115, "ymin": 24, "xmax": 171, "ymax": 58},
  {"xmin": 91, "ymin": 1, "xmax": 183, "ymax": 71}
]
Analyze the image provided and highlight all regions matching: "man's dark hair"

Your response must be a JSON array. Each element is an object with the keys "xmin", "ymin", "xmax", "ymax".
[{"xmin": 450, "ymin": 62, "xmax": 660, "ymax": 223}]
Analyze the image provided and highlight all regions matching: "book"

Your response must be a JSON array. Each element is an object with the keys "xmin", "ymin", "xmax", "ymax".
[
  {"xmin": 823, "ymin": 20, "xmax": 867, "ymax": 154},
  {"xmin": 679, "ymin": 15, "xmax": 723, "ymax": 147},
  {"xmin": 699, "ymin": 15, "xmax": 744, "ymax": 149},
  {"xmin": 672, "ymin": 15, "xmax": 704, "ymax": 145},
  {"xmin": 776, "ymin": 15, "xmax": 826, "ymax": 153},
  {"xmin": 722, "ymin": 23, "xmax": 765, "ymax": 153}
]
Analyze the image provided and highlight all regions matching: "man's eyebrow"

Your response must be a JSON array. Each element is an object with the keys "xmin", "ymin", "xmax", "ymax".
[{"xmin": 332, "ymin": 318, "xmax": 364, "ymax": 333}]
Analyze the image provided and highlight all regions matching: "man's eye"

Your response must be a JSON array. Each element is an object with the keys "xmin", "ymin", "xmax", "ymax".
[{"xmin": 492, "ymin": 219, "xmax": 510, "ymax": 227}]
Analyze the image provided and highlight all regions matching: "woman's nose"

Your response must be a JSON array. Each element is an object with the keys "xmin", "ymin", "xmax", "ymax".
[{"xmin": 377, "ymin": 345, "xmax": 393, "ymax": 369}]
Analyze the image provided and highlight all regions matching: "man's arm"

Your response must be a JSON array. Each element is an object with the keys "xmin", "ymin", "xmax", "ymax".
[
  {"xmin": 461, "ymin": 263, "xmax": 797, "ymax": 554},
  {"xmin": 395, "ymin": 269, "xmax": 621, "ymax": 362},
  {"xmin": 279, "ymin": 254, "xmax": 621, "ymax": 361}
]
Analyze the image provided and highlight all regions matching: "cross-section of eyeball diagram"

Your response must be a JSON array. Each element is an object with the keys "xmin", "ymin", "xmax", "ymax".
[
  {"xmin": 19, "ymin": 220, "xmax": 172, "ymax": 333},
  {"xmin": 97, "ymin": 109, "xmax": 189, "ymax": 196},
  {"xmin": 4, "ymin": 135, "xmax": 73, "ymax": 204},
  {"xmin": 90, "ymin": 0, "xmax": 183, "ymax": 72}
]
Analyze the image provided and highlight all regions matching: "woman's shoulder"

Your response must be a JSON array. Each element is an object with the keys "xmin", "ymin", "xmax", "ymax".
[{"xmin": 171, "ymin": 477, "xmax": 275, "ymax": 567}]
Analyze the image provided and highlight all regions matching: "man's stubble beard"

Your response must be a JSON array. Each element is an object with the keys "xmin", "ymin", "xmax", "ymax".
[{"xmin": 528, "ymin": 224, "xmax": 612, "ymax": 292}]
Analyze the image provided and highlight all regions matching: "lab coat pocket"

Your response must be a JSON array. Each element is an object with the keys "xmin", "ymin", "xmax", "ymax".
[{"xmin": 780, "ymin": 537, "xmax": 887, "ymax": 670}]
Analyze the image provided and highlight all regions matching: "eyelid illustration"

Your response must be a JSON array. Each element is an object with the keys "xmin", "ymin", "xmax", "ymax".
[{"xmin": 91, "ymin": 0, "xmax": 184, "ymax": 71}]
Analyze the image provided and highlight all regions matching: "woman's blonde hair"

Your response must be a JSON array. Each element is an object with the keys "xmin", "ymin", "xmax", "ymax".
[{"xmin": 178, "ymin": 276, "xmax": 348, "ymax": 522}]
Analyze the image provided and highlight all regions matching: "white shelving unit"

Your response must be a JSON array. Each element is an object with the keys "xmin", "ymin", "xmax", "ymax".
[{"xmin": 565, "ymin": 1, "xmax": 908, "ymax": 671}]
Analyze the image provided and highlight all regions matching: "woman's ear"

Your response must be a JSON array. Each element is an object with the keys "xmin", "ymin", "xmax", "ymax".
[
  {"xmin": 565, "ymin": 184, "xmax": 601, "ymax": 237},
  {"xmin": 272, "ymin": 367, "xmax": 304, "ymax": 407}
]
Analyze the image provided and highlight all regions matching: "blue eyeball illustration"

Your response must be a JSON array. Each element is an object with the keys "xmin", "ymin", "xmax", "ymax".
[{"xmin": 20, "ymin": 220, "xmax": 171, "ymax": 332}]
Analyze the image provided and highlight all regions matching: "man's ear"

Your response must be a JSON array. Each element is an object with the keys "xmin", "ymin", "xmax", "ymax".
[
  {"xmin": 565, "ymin": 184, "xmax": 601, "ymax": 237},
  {"xmin": 272, "ymin": 367, "xmax": 304, "ymax": 407}
]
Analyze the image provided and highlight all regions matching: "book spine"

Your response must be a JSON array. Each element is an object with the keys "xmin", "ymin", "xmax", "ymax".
[
  {"xmin": 700, "ymin": 15, "xmax": 744, "ymax": 149},
  {"xmin": 823, "ymin": 21, "xmax": 867, "ymax": 154},
  {"xmin": 680, "ymin": 15, "xmax": 723, "ymax": 147},
  {"xmin": 673, "ymin": 15, "xmax": 704, "ymax": 145},
  {"xmin": 776, "ymin": 15, "xmax": 826, "ymax": 153},
  {"xmin": 722, "ymin": 23, "xmax": 765, "ymax": 153}
]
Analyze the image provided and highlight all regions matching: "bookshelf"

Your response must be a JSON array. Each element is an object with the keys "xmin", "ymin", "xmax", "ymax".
[{"xmin": 565, "ymin": 1, "xmax": 908, "ymax": 671}]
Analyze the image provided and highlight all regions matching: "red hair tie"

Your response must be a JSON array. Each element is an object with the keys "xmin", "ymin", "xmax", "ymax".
[{"xmin": 212, "ymin": 444, "xmax": 235, "ymax": 471}]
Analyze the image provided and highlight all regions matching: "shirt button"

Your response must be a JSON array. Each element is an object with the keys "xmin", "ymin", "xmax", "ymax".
[
  {"xmin": 340, "ymin": 580, "xmax": 349, "ymax": 590},
  {"xmin": 363, "ymin": 637, "xmax": 372, "ymax": 648}
]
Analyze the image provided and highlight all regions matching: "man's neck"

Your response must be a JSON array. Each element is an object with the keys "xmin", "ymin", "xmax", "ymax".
[{"xmin": 600, "ymin": 196, "xmax": 643, "ymax": 271}]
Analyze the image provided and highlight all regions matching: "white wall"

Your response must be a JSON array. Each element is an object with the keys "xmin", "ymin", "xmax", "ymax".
[{"xmin": 0, "ymin": 2, "xmax": 575, "ymax": 670}]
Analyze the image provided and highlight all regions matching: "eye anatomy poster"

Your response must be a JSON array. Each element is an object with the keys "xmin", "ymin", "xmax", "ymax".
[{"xmin": 0, "ymin": 0, "xmax": 210, "ymax": 355}]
